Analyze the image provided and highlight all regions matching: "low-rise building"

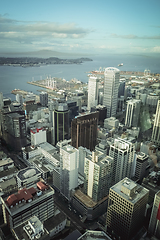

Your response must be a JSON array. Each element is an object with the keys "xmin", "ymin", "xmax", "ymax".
[{"xmin": 1, "ymin": 181, "xmax": 55, "ymax": 230}]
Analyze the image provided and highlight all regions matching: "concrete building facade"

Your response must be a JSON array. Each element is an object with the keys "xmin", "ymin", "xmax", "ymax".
[
  {"xmin": 60, "ymin": 144, "xmax": 79, "ymax": 200},
  {"xmin": 84, "ymin": 151, "xmax": 113, "ymax": 202},
  {"xmin": 109, "ymin": 138, "xmax": 135, "ymax": 185},
  {"xmin": 106, "ymin": 177, "xmax": 149, "ymax": 240},
  {"xmin": 1, "ymin": 181, "xmax": 55, "ymax": 230},
  {"xmin": 125, "ymin": 99, "xmax": 141, "ymax": 128}
]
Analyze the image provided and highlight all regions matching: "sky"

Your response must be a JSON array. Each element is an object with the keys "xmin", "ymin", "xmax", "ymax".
[{"xmin": 0, "ymin": 0, "xmax": 160, "ymax": 55}]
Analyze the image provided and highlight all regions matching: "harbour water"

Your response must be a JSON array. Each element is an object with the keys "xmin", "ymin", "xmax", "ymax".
[{"xmin": 0, "ymin": 54, "xmax": 160, "ymax": 100}]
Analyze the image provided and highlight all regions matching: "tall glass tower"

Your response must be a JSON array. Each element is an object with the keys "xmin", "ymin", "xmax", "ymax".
[
  {"xmin": 53, "ymin": 103, "xmax": 69, "ymax": 145},
  {"xmin": 151, "ymin": 100, "xmax": 160, "ymax": 146},
  {"xmin": 103, "ymin": 67, "xmax": 120, "ymax": 117}
]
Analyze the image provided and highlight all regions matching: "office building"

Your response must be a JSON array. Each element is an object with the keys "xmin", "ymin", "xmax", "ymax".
[
  {"xmin": 23, "ymin": 100, "xmax": 37, "ymax": 116},
  {"xmin": 109, "ymin": 138, "xmax": 135, "ymax": 184},
  {"xmin": 146, "ymin": 93, "xmax": 159, "ymax": 110},
  {"xmin": 0, "ymin": 92, "xmax": 4, "ymax": 110},
  {"xmin": 71, "ymin": 111, "xmax": 99, "ymax": 151},
  {"xmin": 135, "ymin": 152, "xmax": 148, "ymax": 182},
  {"xmin": 16, "ymin": 94, "xmax": 23, "ymax": 106},
  {"xmin": 103, "ymin": 67, "xmax": 120, "ymax": 117},
  {"xmin": 125, "ymin": 99, "xmax": 141, "ymax": 128},
  {"xmin": 104, "ymin": 117, "xmax": 119, "ymax": 130},
  {"xmin": 53, "ymin": 102, "xmax": 69, "ymax": 145},
  {"xmin": 31, "ymin": 127, "xmax": 47, "ymax": 146},
  {"xmin": 16, "ymin": 167, "xmax": 42, "ymax": 189},
  {"xmin": 0, "ymin": 104, "xmax": 27, "ymax": 151},
  {"xmin": 151, "ymin": 100, "xmax": 160, "ymax": 146},
  {"xmin": 78, "ymin": 146, "xmax": 91, "ymax": 176},
  {"xmin": 72, "ymin": 188, "xmax": 109, "ymax": 220},
  {"xmin": 118, "ymin": 79, "xmax": 125, "ymax": 97},
  {"xmin": 148, "ymin": 190, "xmax": 160, "ymax": 238},
  {"xmin": 13, "ymin": 215, "xmax": 50, "ymax": 240},
  {"xmin": 1, "ymin": 181, "xmax": 55, "ymax": 230},
  {"xmin": 91, "ymin": 105, "xmax": 107, "ymax": 124},
  {"xmin": 84, "ymin": 151, "xmax": 113, "ymax": 202},
  {"xmin": 40, "ymin": 92, "xmax": 48, "ymax": 107},
  {"xmin": 78, "ymin": 230, "xmax": 112, "ymax": 240},
  {"xmin": 87, "ymin": 75, "xmax": 99, "ymax": 111},
  {"xmin": 106, "ymin": 177, "xmax": 149, "ymax": 240},
  {"xmin": 60, "ymin": 144, "xmax": 79, "ymax": 200}
]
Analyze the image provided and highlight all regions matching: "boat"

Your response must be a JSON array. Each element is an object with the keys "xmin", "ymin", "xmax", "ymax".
[{"xmin": 118, "ymin": 63, "xmax": 123, "ymax": 67}]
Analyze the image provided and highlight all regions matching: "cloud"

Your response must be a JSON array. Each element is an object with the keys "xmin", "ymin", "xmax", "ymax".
[
  {"xmin": 0, "ymin": 15, "xmax": 90, "ymax": 50},
  {"xmin": 111, "ymin": 33, "xmax": 160, "ymax": 39}
]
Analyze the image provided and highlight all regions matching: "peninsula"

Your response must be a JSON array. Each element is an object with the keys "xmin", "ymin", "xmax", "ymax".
[{"xmin": 0, "ymin": 57, "xmax": 92, "ymax": 67}]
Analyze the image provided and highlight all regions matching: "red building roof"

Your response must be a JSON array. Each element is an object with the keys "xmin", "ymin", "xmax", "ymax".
[{"xmin": 37, "ymin": 181, "xmax": 48, "ymax": 191}]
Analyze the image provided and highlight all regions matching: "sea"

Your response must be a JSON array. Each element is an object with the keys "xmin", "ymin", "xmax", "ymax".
[{"xmin": 0, "ymin": 54, "xmax": 160, "ymax": 100}]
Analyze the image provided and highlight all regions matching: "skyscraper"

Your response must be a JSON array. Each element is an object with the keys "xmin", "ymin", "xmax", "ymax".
[
  {"xmin": 71, "ymin": 111, "xmax": 99, "ymax": 151},
  {"xmin": 60, "ymin": 144, "xmax": 79, "ymax": 200},
  {"xmin": 53, "ymin": 102, "xmax": 69, "ymax": 145},
  {"xmin": 103, "ymin": 67, "xmax": 120, "ymax": 117},
  {"xmin": 0, "ymin": 104, "xmax": 27, "ymax": 151},
  {"xmin": 109, "ymin": 138, "xmax": 135, "ymax": 184},
  {"xmin": 148, "ymin": 190, "xmax": 160, "ymax": 238},
  {"xmin": 106, "ymin": 177, "xmax": 149, "ymax": 240},
  {"xmin": 151, "ymin": 100, "xmax": 160, "ymax": 146},
  {"xmin": 84, "ymin": 151, "xmax": 113, "ymax": 202},
  {"xmin": 125, "ymin": 99, "xmax": 141, "ymax": 128},
  {"xmin": 40, "ymin": 91, "xmax": 48, "ymax": 107},
  {"xmin": 87, "ymin": 75, "xmax": 99, "ymax": 111},
  {"xmin": 16, "ymin": 94, "xmax": 23, "ymax": 106}
]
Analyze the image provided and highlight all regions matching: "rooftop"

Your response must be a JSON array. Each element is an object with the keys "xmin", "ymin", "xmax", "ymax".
[
  {"xmin": 2, "ymin": 181, "xmax": 54, "ymax": 214},
  {"xmin": 17, "ymin": 167, "xmax": 41, "ymax": 181},
  {"xmin": 0, "ymin": 158, "xmax": 14, "ymax": 167},
  {"xmin": 61, "ymin": 144, "xmax": 78, "ymax": 154},
  {"xmin": 13, "ymin": 216, "xmax": 49, "ymax": 240},
  {"xmin": 78, "ymin": 230, "xmax": 112, "ymax": 240},
  {"xmin": 44, "ymin": 211, "xmax": 66, "ymax": 231},
  {"xmin": 74, "ymin": 189, "xmax": 108, "ymax": 208},
  {"xmin": 111, "ymin": 177, "xmax": 149, "ymax": 204}
]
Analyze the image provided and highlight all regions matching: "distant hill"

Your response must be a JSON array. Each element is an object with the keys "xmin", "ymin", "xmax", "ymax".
[{"xmin": 0, "ymin": 49, "xmax": 91, "ymax": 58}]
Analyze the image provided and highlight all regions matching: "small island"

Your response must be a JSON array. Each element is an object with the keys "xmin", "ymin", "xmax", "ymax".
[{"xmin": 0, "ymin": 57, "xmax": 93, "ymax": 67}]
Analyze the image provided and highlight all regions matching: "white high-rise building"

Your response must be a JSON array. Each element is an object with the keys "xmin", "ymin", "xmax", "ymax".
[
  {"xmin": 148, "ymin": 190, "xmax": 160, "ymax": 238},
  {"xmin": 60, "ymin": 144, "xmax": 79, "ymax": 200},
  {"xmin": 16, "ymin": 94, "xmax": 23, "ymax": 106},
  {"xmin": 103, "ymin": 67, "xmax": 120, "ymax": 117},
  {"xmin": 151, "ymin": 100, "xmax": 160, "ymax": 146},
  {"xmin": 84, "ymin": 151, "xmax": 113, "ymax": 202},
  {"xmin": 30, "ymin": 127, "xmax": 47, "ymax": 146},
  {"xmin": 109, "ymin": 138, "xmax": 135, "ymax": 184},
  {"xmin": 125, "ymin": 99, "xmax": 141, "ymax": 128},
  {"xmin": 87, "ymin": 75, "xmax": 99, "ymax": 111}
]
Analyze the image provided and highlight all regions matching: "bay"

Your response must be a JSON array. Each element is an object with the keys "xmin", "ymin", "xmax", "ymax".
[{"xmin": 0, "ymin": 54, "xmax": 160, "ymax": 100}]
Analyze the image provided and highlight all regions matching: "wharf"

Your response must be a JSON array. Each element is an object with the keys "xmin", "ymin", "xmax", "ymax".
[
  {"xmin": 11, "ymin": 89, "xmax": 40, "ymax": 102},
  {"xmin": 90, "ymin": 70, "xmax": 145, "ymax": 76}
]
